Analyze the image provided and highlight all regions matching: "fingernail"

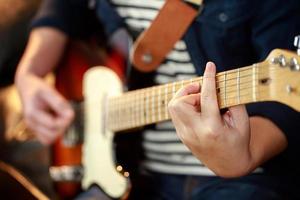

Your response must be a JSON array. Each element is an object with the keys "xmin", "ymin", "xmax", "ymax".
[{"xmin": 206, "ymin": 62, "xmax": 215, "ymax": 72}]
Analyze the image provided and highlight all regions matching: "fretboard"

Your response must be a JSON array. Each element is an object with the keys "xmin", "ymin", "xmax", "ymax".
[{"xmin": 107, "ymin": 63, "xmax": 271, "ymax": 132}]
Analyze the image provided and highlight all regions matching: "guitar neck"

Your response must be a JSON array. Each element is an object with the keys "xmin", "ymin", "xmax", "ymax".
[{"xmin": 107, "ymin": 62, "xmax": 271, "ymax": 132}]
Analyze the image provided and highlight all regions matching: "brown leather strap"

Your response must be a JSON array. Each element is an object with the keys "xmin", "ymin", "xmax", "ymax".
[{"xmin": 131, "ymin": 0, "xmax": 204, "ymax": 72}]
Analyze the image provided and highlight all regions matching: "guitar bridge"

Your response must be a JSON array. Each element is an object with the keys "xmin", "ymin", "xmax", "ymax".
[{"xmin": 49, "ymin": 165, "xmax": 83, "ymax": 182}]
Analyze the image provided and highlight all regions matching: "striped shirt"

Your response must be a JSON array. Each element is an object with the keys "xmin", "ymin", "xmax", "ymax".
[{"xmin": 110, "ymin": 0, "xmax": 215, "ymax": 175}]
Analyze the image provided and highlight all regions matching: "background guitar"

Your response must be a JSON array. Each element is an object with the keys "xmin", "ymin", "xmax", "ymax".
[
  {"xmin": 0, "ymin": 39, "xmax": 125, "ymax": 199},
  {"xmin": 51, "ymin": 38, "xmax": 125, "ymax": 199}
]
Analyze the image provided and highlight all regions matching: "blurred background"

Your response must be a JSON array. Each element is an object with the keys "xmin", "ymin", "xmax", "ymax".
[{"xmin": 0, "ymin": 0, "xmax": 56, "ymax": 199}]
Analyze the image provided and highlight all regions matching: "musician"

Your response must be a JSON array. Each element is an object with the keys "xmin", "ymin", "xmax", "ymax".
[{"xmin": 15, "ymin": 0, "xmax": 300, "ymax": 199}]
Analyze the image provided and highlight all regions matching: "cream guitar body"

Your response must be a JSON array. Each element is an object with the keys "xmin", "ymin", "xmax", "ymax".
[{"xmin": 82, "ymin": 67, "xmax": 129, "ymax": 199}]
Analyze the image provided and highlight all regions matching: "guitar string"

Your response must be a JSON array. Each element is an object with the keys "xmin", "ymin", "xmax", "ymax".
[
  {"xmin": 109, "ymin": 78, "xmax": 261, "ymax": 108},
  {"xmin": 106, "ymin": 72, "xmax": 290, "ymax": 127},
  {"xmin": 108, "ymin": 74, "xmax": 270, "ymax": 111},
  {"xmin": 108, "ymin": 65, "xmax": 276, "ymax": 106},
  {"xmin": 107, "ymin": 70, "xmax": 275, "ymax": 125},
  {"xmin": 107, "ymin": 88, "xmax": 272, "ymax": 130},
  {"xmin": 72, "ymin": 64, "xmax": 285, "ymax": 109},
  {"xmin": 85, "ymin": 64, "xmax": 289, "ymax": 129},
  {"xmin": 119, "ymin": 63, "xmax": 280, "ymax": 95},
  {"xmin": 108, "ymin": 83, "xmax": 273, "ymax": 116},
  {"xmin": 117, "ymin": 63, "xmax": 273, "ymax": 97},
  {"xmin": 115, "ymin": 69, "xmax": 286, "ymax": 109}
]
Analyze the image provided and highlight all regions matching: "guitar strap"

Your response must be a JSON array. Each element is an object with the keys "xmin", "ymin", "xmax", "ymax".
[{"xmin": 131, "ymin": 0, "xmax": 204, "ymax": 72}]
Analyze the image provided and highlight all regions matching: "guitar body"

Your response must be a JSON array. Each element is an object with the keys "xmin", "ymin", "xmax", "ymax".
[
  {"xmin": 52, "ymin": 41, "xmax": 93, "ymax": 199},
  {"xmin": 52, "ymin": 40, "xmax": 125, "ymax": 199},
  {"xmin": 83, "ymin": 67, "xmax": 130, "ymax": 199}
]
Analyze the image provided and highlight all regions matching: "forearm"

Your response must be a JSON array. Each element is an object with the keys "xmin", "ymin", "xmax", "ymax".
[
  {"xmin": 15, "ymin": 27, "xmax": 67, "ymax": 84},
  {"xmin": 247, "ymin": 116, "xmax": 287, "ymax": 172},
  {"xmin": 13, "ymin": 27, "xmax": 73, "ymax": 145}
]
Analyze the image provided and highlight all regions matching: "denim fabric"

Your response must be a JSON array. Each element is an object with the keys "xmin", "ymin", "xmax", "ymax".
[
  {"xmin": 184, "ymin": 0, "xmax": 300, "ymax": 74},
  {"xmin": 74, "ymin": 186, "xmax": 111, "ymax": 200},
  {"xmin": 73, "ymin": 173, "xmax": 299, "ymax": 200},
  {"xmin": 129, "ymin": 172, "xmax": 298, "ymax": 200},
  {"xmin": 191, "ymin": 181, "xmax": 282, "ymax": 200}
]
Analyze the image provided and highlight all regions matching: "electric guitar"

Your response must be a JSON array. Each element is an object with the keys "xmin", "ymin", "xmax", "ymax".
[
  {"xmin": 50, "ymin": 40, "xmax": 125, "ymax": 199},
  {"xmin": 82, "ymin": 49, "xmax": 300, "ymax": 199},
  {"xmin": 2, "ymin": 39, "xmax": 125, "ymax": 199}
]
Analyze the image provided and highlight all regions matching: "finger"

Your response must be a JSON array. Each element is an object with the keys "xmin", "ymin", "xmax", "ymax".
[
  {"xmin": 26, "ymin": 119, "xmax": 60, "ymax": 145},
  {"xmin": 24, "ymin": 100, "xmax": 67, "ymax": 133},
  {"xmin": 173, "ymin": 83, "xmax": 200, "ymax": 99},
  {"xmin": 39, "ymin": 88, "xmax": 74, "ymax": 121},
  {"xmin": 168, "ymin": 94, "xmax": 201, "ymax": 143},
  {"xmin": 36, "ymin": 130, "xmax": 56, "ymax": 145},
  {"xmin": 29, "ymin": 109, "xmax": 62, "ymax": 131},
  {"xmin": 169, "ymin": 93, "xmax": 201, "ymax": 117},
  {"xmin": 200, "ymin": 62, "xmax": 221, "ymax": 120},
  {"xmin": 179, "ymin": 93, "xmax": 201, "ymax": 109},
  {"xmin": 227, "ymin": 105, "xmax": 249, "ymax": 133},
  {"xmin": 32, "ymin": 114, "xmax": 66, "ymax": 136}
]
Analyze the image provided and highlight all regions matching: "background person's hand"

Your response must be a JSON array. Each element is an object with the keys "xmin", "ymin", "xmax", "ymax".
[{"xmin": 16, "ymin": 74, "xmax": 74, "ymax": 145}]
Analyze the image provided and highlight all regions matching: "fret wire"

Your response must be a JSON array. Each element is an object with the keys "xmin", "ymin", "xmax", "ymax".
[
  {"xmin": 237, "ymin": 68, "xmax": 240, "ymax": 104},
  {"xmin": 158, "ymin": 86, "xmax": 162, "ymax": 121},
  {"xmin": 125, "ymin": 94, "xmax": 129, "ymax": 127},
  {"xmin": 172, "ymin": 82, "xmax": 176, "ymax": 98},
  {"xmin": 190, "ymin": 78, "xmax": 193, "ymax": 84},
  {"xmin": 253, "ymin": 64, "xmax": 257, "ymax": 101},
  {"xmin": 141, "ymin": 89, "xmax": 144, "ymax": 125},
  {"xmin": 128, "ymin": 94, "xmax": 132, "ymax": 127},
  {"xmin": 165, "ymin": 84, "xmax": 168, "ymax": 119},
  {"xmin": 131, "ymin": 93, "xmax": 134, "ymax": 127},
  {"xmin": 152, "ymin": 87, "xmax": 155, "ymax": 123},
  {"xmin": 118, "ymin": 96, "xmax": 121, "ymax": 129},
  {"xmin": 134, "ymin": 91, "xmax": 137, "ymax": 127},
  {"xmin": 144, "ymin": 89, "xmax": 148, "ymax": 125},
  {"xmin": 224, "ymin": 72, "xmax": 227, "ymax": 106}
]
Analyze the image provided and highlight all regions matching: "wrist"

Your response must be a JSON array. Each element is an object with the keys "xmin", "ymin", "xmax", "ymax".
[{"xmin": 202, "ymin": 147, "xmax": 253, "ymax": 178}]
